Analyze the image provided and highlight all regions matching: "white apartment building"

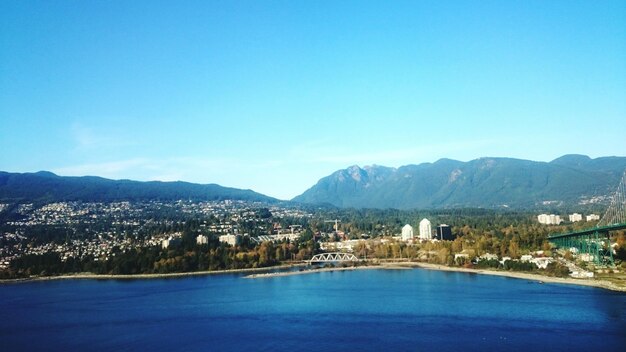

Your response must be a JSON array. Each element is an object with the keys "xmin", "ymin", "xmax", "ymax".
[
  {"xmin": 401, "ymin": 224, "xmax": 414, "ymax": 241},
  {"xmin": 419, "ymin": 219, "xmax": 432, "ymax": 240},
  {"xmin": 569, "ymin": 213, "xmax": 583, "ymax": 222},
  {"xmin": 537, "ymin": 214, "xmax": 562, "ymax": 225}
]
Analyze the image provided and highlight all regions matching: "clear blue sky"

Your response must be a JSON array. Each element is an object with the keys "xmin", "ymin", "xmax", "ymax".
[{"xmin": 1, "ymin": 0, "xmax": 625, "ymax": 200}]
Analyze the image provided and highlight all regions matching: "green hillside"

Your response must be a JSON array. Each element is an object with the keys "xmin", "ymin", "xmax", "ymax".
[{"xmin": 0, "ymin": 171, "xmax": 277, "ymax": 203}]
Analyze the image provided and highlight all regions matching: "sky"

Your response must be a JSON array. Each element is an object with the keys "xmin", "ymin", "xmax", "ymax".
[{"xmin": 1, "ymin": 0, "xmax": 625, "ymax": 200}]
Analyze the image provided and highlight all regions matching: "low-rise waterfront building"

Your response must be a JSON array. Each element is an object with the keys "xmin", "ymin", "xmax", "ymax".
[
  {"xmin": 251, "ymin": 233, "xmax": 300, "ymax": 244},
  {"xmin": 479, "ymin": 253, "xmax": 499, "ymax": 261},
  {"xmin": 520, "ymin": 254, "xmax": 533, "ymax": 262},
  {"xmin": 530, "ymin": 257, "xmax": 554, "ymax": 269},
  {"xmin": 319, "ymin": 239, "xmax": 365, "ymax": 252}
]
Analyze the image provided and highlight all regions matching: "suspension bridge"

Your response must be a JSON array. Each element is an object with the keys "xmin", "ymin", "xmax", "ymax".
[
  {"xmin": 308, "ymin": 252, "xmax": 359, "ymax": 265},
  {"xmin": 548, "ymin": 171, "xmax": 626, "ymax": 266}
]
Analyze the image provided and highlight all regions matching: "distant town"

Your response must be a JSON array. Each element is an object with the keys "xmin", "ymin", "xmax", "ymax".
[
  {"xmin": 1, "ymin": 198, "xmax": 624, "ymax": 285},
  {"xmin": 0, "ymin": 200, "xmax": 311, "ymax": 272}
]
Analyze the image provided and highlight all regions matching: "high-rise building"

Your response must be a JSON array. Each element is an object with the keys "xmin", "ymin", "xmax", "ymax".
[
  {"xmin": 419, "ymin": 218, "xmax": 432, "ymax": 240},
  {"xmin": 401, "ymin": 224, "xmax": 414, "ymax": 241},
  {"xmin": 586, "ymin": 214, "xmax": 600, "ymax": 221},
  {"xmin": 436, "ymin": 224, "xmax": 454, "ymax": 241}
]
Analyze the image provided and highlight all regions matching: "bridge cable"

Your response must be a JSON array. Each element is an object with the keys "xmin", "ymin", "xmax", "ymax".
[{"xmin": 598, "ymin": 170, "xmax": 626, "ymax": 227}]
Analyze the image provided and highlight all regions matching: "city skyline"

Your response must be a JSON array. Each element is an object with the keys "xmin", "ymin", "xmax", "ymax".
[{"xmin": 1, "ymin": 1, "xmax": 625, "ymax": 199}]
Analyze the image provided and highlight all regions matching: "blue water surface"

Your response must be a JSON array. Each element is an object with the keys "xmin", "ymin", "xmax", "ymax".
[{"xmin": 1, "ymin": 268, "xmax": 625, "ymax": 351}]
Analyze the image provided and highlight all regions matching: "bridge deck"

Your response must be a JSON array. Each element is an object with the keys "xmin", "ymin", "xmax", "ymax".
[{"xmin": 548, "ymin": 222, "xmax": 626, "ymax": 239}]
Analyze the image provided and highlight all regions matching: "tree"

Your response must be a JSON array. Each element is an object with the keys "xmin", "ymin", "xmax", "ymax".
[
  {"xmin": 544, "ymin": 262, "xmax": 570, "ymax": 277},
  {"xmin": 354, "ymin": 241, "xmax": 369, "ymax": 259},
  {"xmin": 508, "ymin": 240, "xmax": 520, "ymax": 258},
  {"xmin": 436, "ymin": 248, "xmax": 450, "ymax": 265},
  {"xmin": 451, "ymin": 238, "xmax": 463, "ymax": 253},
  {"xmin": 258, "ymin": 241, "xmax": 275, "ymax": 266}
]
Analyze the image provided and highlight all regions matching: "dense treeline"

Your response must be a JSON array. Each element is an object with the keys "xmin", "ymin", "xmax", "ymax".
[{"xmin": 309, "ymin": 208, "xmax": 551, "ymax": 238}]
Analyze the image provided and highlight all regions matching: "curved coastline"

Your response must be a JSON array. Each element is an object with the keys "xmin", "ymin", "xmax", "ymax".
[
  {"xmin": 2, "ymin": 261, "xmax": 624, "ymax": 292},
  {"xmin": 245, "ymin": 262, "xmax": 626, "ymax": 293}
]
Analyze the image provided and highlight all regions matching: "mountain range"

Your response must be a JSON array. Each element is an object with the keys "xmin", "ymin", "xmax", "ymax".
[
  {"xmin": 0, "ymin": 171, "xmax": 276, "ymax": 204},
  {"xmin": 292, "ymin": 154, "xmax": 626, "ymax": 209},
  {"xmin": 1, "ymin": 154, "xmax": 625, "ymax": 209}
]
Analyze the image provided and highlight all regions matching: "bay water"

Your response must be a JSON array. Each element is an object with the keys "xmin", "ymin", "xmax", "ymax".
[{"xmin": 1, "ymin": 268, "xmax": 624, "ymax": 351}]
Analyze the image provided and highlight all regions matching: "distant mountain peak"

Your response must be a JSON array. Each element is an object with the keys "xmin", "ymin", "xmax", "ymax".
[
  {"xmin": 550, "ymin": 154, "xmax": 592, "ymax": 166},
  {"xmin": 434, "ymin": 158, "xmax": 462, "ymax": 165},
  {"xmin": 347, "ymin": 166, "xmax": 364, "ymax": 181},
  {"xmin": 347, "ymin": 164, "xmax": 362, "ymax": 173},
  {"xmin": 33, "ymin": 171, "xmax": 58, "ymax": 177}
]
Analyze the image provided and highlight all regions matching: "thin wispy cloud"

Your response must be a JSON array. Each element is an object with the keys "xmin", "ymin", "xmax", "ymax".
[
  {"xmin": 53, "ymin": 156, "xmax": 283, "ymax": 182},
  {"xmin": 53, "ymin": 158, "xmax": 153, "ymax": 179},
  {"xmin": 52, "ymin": 156, "xmax": 299, "ymax": 198},
  {"xmin": 70, "ymin": 122, "xmax": 139, "ymax": 151}
]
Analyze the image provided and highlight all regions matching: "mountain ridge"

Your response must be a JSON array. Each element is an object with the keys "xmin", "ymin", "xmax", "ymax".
[
  {"xmin": 0, "ymin": 171, "xmax": 277, "ymax": 204},
  {"xmin": 292, "ymin": 155, "xmax": 626, "ymax": 209}
]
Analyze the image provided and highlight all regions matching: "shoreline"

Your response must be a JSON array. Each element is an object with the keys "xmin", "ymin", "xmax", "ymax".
[
  {"xmin": 244, "ymin": 264, "xmax": 411, "ymax": 279},
  {"xmin": 401, "ymin": 262, "xmax": 626, "ymax": 292},
  {"xmin": 0, "ymin": 263, "xmax": 306, "ymax": 284},
  {"xmin": 246, "ymin": 262, "xmax": 626, "ymax": 292},
  {"xmin": 2, "ymin": 261, "xmax": 624, "ymax": 292}
]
